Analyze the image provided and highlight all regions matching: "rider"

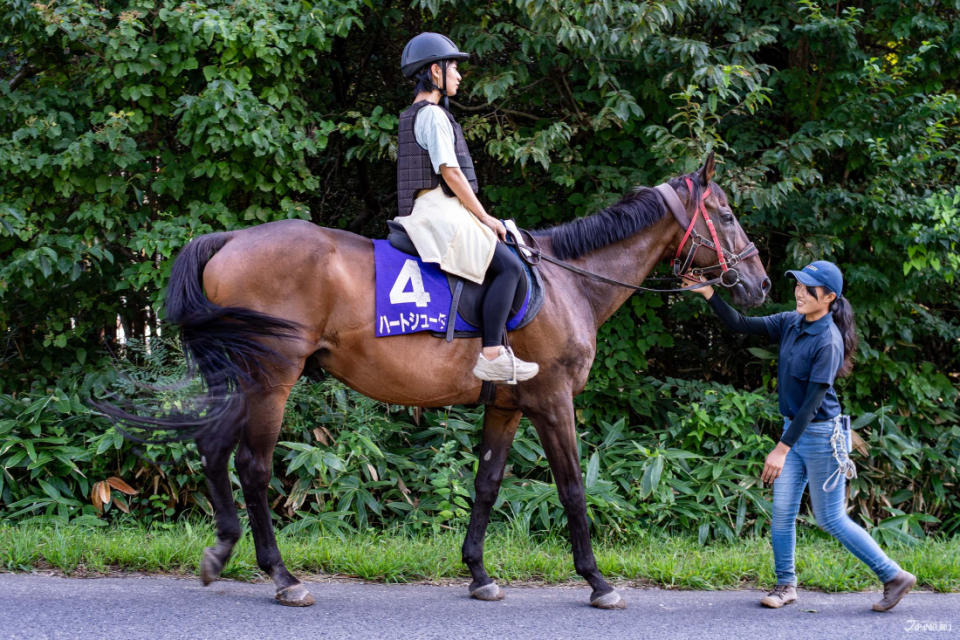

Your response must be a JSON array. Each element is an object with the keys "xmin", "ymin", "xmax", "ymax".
[{"xmin": 395, "ymin": 32, "xmax": 538, "ymax": 384}]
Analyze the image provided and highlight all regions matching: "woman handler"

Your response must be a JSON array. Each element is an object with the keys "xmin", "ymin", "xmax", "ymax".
[
  {"xmin": 394, "ymin": 32, "xmax": 538, "ymax": 384},
  {"xmin": 684, "ymin": 261, "xmax": 914, "ymax": 611}
]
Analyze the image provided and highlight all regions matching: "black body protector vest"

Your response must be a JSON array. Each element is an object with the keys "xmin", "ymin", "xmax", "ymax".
[{"xmin": 396, "ymin": 101, "xmax": 478, "ymax": 217}]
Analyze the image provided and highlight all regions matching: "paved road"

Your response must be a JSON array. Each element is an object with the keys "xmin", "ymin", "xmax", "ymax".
[{"xmin": 1, "ymin": 573, "xmax": 956, "ymax": 639}]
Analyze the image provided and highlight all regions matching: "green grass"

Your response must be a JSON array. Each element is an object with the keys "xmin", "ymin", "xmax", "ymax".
[{"xmin": 1, "ymin": 520, "xmax": 958, "ymax": 592}]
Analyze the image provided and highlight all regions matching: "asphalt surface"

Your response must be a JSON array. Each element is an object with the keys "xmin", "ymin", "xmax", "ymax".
[{"xmin": 1, "ymin": 573, "xmax": 957, "ymax": 640}]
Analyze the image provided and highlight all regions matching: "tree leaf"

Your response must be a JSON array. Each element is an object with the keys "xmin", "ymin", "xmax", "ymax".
[
  {"xmin": 106, "ymin": 476, "xmax": 138, "ymax": 495},
  {"xmin": 91, "ymin": 482, "xmax": 104, "ymax": 513},
  {"xmin": 640, "ymin": 455, "xmax": 664, "ymax": 498},
  {"xmin": 98, "ymin": 481, "xmax": 111, "ymax": 506},
  {"xmin": 585, "ymin": 452, "xmax": 599, "ymax": 488}
]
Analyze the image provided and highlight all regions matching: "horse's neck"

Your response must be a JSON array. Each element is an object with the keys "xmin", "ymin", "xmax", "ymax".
[{"xmin": 574, "ymin": 215, "xmax": 680, "ymax": 327}]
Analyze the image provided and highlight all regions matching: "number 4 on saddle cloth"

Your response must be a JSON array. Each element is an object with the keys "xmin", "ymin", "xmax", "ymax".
[{"xmin": 374, "ymin": 220, "xmax": 544, "ymax": 340}]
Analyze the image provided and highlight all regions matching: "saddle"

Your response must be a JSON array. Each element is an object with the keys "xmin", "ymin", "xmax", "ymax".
[{"xmin": 385, "ymin": 219, "xmax": 544, "ymax": 341}]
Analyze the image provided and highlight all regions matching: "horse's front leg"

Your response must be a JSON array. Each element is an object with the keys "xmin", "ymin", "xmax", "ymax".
[
  {"xmin": 235, "ymin": 386, "xmax": 314, "ymax": 606},
  {"xmin": 527, "ymin": 396, "xmax": 625, "ymax": 609},
  {"xmin": 462, "ymin": 406, "xmax": 522, "ymax": 601}
]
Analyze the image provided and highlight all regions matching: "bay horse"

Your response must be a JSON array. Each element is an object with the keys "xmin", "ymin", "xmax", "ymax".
[{"xmin": 107, "ymin": 153, "xmax": 769, "ymax": 609}]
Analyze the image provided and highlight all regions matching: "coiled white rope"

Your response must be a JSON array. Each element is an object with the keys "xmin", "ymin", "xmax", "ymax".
[{"xmin": 822, "ymin": 415, "xmax": 858, "ymax": 492}]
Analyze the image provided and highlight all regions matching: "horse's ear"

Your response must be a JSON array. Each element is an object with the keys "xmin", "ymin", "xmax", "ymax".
[{"xmin": 697, "ymin": 151, "xmax": 716, "ymax": 186}]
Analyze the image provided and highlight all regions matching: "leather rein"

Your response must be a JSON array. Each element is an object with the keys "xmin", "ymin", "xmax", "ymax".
[{"xmin": 507, "ymin": 178, "xmax": 758, "ymax": 294}]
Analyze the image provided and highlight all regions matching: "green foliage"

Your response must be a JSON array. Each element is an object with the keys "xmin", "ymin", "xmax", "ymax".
[
  {"xmin": 277, "ymin": 379, "xmax": 480, "ymax": 535},
  {"xmin": 1, "ymin": 0, "xmax": 356, "ymax": 390},
  {"xmin": 3, "ymin": 347, "xmax": 958, "ymax": 544},
  {"xmin": 273, "ymin": 376, "xmax": 785, "ymax": 543},
  {"xmin": 903, "ymin": 188, "xmax": 960, "ymax": 284},
  {"xmin": 0, "ymin": 341, "xmax": 211, "ymax": 526},
  {"xmin": 0, "ymin": 390, "xmax": 97, "ymax": 520}
]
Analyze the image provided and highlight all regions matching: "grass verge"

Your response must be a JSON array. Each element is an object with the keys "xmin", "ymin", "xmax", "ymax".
[{"xmin": 1, "ymin": 520, "xmax": 957, "ymax": 592}]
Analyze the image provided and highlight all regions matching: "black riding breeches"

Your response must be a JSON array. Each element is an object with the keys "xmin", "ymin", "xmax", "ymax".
[{"xmin": 481, "ymin": 242, "xmax": 523, "ymax": 347}]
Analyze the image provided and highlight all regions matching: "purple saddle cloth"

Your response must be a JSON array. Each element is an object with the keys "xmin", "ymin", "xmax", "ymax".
[{"xmin": 373, "ymin": 239, "xmax": 534, "ymax": 337}]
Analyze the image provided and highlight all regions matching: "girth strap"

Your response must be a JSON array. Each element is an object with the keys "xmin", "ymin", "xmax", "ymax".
[{"xmin": 446, "ymin": 279, "xmax": 464, "ymax": 342}]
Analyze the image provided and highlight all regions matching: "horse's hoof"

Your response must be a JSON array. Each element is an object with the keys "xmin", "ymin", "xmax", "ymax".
[
  {"xmin": 470, "ymin": 582, "xmax": 505, "ymax": 601},
  {"xmin": 590, "ymin": 590, "xmax": 626, "ymax": 609},
  {"xmin": 200, "ymin": 547, "xmax": 222, "ymax": 586},
  {"xmin": 275, "ymin": 584, "xmax": 315, "ymax": 607}
]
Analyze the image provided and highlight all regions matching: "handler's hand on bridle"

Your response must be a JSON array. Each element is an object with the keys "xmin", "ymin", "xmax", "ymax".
[{"xmin": 681, "ymin": 273, "xmax": 714, "ymax": 299}]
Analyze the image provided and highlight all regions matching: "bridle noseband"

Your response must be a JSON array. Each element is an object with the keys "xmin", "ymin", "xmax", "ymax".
[{"xmin": 655, "ymin": 177, "xmax": 759, "ymax": 288}]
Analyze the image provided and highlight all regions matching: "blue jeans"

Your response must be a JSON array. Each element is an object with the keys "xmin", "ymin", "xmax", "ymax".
[{"xmin": 771, "ymin": 418, "xmax": 901, "ymax": 585}]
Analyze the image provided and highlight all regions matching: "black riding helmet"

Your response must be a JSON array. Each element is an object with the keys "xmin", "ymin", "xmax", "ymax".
[{"xmin": 400, "ymin": 32, "xmax": 469, "ymax": 78}]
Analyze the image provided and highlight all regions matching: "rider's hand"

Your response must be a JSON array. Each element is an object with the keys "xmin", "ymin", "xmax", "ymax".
[
  {"xmin": 682, "ymin": 274, "xmax": 714, "ymax": 299},
  {"xmin": 483, "ymin": 215, "xmax": 507, "ymax": 241}
]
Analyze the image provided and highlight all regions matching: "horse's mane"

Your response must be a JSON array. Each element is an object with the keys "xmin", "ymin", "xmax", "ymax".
[{"xmin": 533, "ymin": 185, "xmax": 671, "ymax": 260}]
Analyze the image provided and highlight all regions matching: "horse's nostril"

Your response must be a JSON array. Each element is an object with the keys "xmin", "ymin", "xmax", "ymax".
[{"xmin": 761, "ymin": 278, "xmax": 771, "ymax": 293}]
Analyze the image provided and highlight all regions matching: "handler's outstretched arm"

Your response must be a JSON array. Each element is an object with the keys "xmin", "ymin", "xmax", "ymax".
[{"xmin": 683, "ymin": 274, "xmax": 769, "ymax": 336}]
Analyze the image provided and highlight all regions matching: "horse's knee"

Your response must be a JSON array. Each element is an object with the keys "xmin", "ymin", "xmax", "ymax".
[
  {"xmin": 474, "ymin": 470, "xmax": 505, "ymax": 505},
  {"xmin": 557, "ymin": 482, "xmax": 586, "ymax": 509}
]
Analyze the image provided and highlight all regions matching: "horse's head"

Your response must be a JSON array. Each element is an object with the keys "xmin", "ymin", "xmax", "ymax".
[{"xmin": 662, "ymin": 153, "xmax": 770, "ymax": 308}]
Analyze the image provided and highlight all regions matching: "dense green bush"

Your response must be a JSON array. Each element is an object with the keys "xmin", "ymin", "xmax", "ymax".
[
  {"xmin": 2, "ymin": 355, "xmax": 953, "ymax": 546},
  {"xmin": 2, "ymin": 1, "xmax": 958, "ymax": 539},
  {"xmin": 0, "ymin": 364, "xmax": 780, "ymax": 542}
]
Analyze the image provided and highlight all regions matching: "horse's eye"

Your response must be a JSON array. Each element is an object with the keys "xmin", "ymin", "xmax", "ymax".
[{"xmin": 721, "ymin": 212, "xmax": 735, "ymax": 224}]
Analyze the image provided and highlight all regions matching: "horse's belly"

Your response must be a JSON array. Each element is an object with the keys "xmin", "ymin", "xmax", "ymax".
[{"xmin": 315, "ymin": 334, "xmax": 485, "ymax": 407}]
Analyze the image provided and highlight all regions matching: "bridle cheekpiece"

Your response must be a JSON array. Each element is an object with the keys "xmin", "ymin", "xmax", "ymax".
[{"xmin": 653, "ymin": 177, "xmax": 759, "ymax": 288}]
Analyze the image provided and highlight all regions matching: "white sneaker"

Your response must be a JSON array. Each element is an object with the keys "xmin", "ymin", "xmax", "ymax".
[
  {"xmin": 760, "ymin": 584, "xmax": 797, "ymax": 608},
  {"xmin": 472, "ymin": 347, "xmax": 539, "ymax": 384}
]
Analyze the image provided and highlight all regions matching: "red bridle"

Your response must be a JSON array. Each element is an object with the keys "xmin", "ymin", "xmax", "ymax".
[{"xmin": 672, "ymin": 176, "xmax": 758, "ymax": 286}]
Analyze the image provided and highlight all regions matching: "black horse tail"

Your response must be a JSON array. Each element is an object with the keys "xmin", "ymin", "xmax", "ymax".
[
  {"xmin": 95, "ymin": 232, "xmax": 302, "ymax": 443},
  {"xmin": 164, "ymin": 231, "xmax": 301, "ymax": 388}
]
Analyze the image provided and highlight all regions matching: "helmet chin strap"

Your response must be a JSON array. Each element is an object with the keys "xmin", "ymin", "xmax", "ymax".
[{"xmin": 427, "ymin": 61, "xmax": 450, "ymax": 109}]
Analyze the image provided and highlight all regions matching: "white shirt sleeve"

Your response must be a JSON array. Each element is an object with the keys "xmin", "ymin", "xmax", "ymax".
[{"xmin": 413, "ymin": 105, "xmax": 460, "ymax": 174}]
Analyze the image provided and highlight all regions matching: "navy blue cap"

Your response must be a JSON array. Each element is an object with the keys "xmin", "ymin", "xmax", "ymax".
[{"xmin": 786, "ymin": 260, "xmax": 843, "ymax": 298}]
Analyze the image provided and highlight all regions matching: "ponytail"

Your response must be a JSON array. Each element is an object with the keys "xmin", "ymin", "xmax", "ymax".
[{"xmin": 831, "ymin": 296, "xmax": 858, "ymax": 377}]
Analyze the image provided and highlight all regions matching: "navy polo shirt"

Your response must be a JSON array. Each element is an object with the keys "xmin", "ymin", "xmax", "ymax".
[{"xmin": 759, "ymin": 311, "xmax": 843, "ymax": 421}]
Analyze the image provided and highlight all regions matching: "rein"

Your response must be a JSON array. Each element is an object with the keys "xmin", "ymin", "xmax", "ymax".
[
  {"xmin": 507, "ymin": 235, "xmax": 725, "ymax": 294},
  {"xmin": 507, "ymin": 180, "xmax": 757, "ymax": 294}
]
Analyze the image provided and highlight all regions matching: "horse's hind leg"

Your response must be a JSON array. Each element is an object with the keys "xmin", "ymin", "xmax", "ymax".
[
  {"xmin": 195, "ymin": 418, "xmax": 244, "ymax": 586},
  {"xmin": 235, "ymin": 383, "xmax": 314, "ymax": 606},
  {"xmin": 462, "ymin": 406, "xmax": 522, "ymax": 601},
  {"xmin": 527, "ymin": 395, "xmax": 625, "ymax": 609}
]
